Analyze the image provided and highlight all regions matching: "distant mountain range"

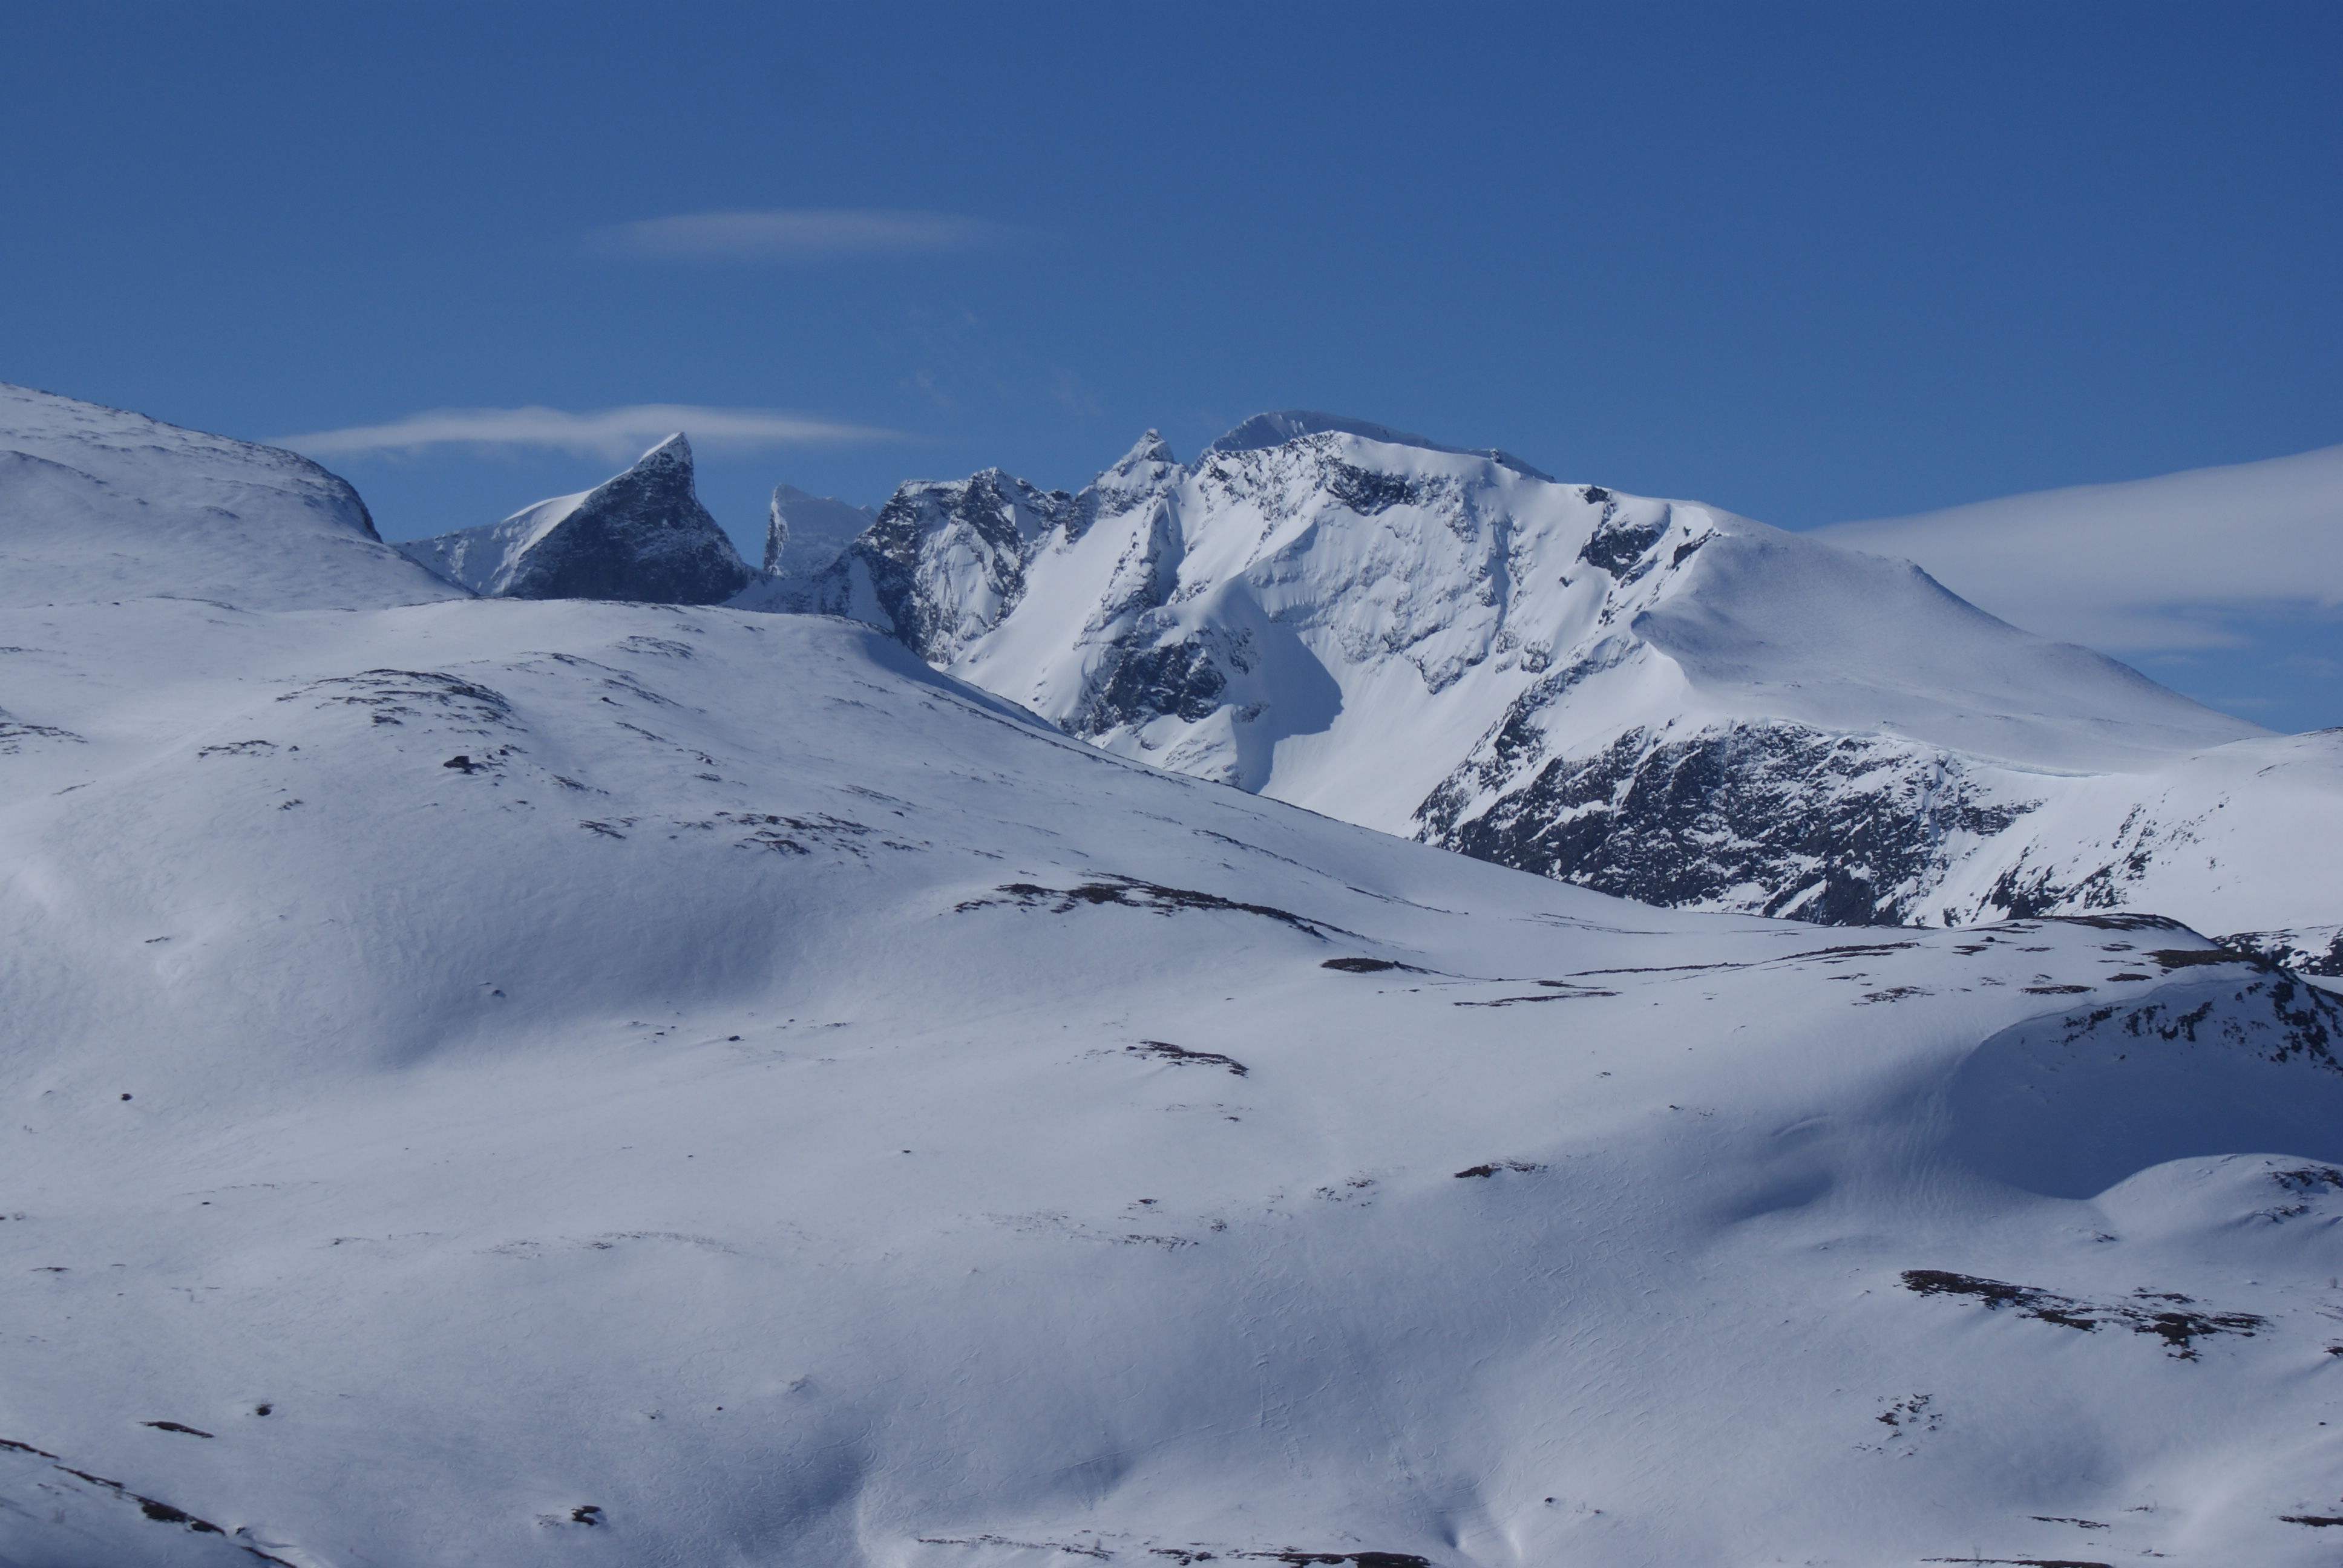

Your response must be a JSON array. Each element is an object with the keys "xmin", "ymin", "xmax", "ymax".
[
  {"xmin": 8, "ymin": 380, "xmax": 2343, "ymax": 1564},
  {"xmin": 730, "ymin": 414, "xmax": 2343, "ymax": 972},
  {"xmin": 379, "ymin": 409, "xmax": 2343, "ymax": 976}
]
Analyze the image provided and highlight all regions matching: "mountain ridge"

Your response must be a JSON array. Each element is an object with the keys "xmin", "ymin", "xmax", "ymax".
[
  {"xmin": 750, "ymin": 411, "xmax": 2328, "ymax": 961},
  {"xmin": 7, "ymin": 381, "xmax": 2343, "ymax": 1563}
]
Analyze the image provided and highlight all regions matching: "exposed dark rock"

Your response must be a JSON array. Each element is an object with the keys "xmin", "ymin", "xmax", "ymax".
[
  {"xmin": 500, "ymin": 436, "xmax": 752, "ymax": 603},
  {"xmin": 852, "ymin": 470, "xmax": 1075, "ymax": 661},
  {"xmin": 1419, "ymin": 720, "xmax": 2034, "ymax": 927},
  {"xmin": 957, "ymin": 875, "xmax": 1354, "ymax": 940},
  {"xmin": 401, "ymin": 435, "xmax": 753, "ymax": 605},
  {"xmin": 1900, "ymin": 1269, "xmax": 2264, "ymax": 1358},
  {"xmin": 1067, "ymin": 635, "xmax": 1229, "ymax": 737},
  {"xmin": 1125, "ymin": 1040, "xmax": 1248, "ymax": 1077},
  {"xmin": 2218, "ymin": 926, "xmax": 2343, "ymax": 978},
  {"xmin": 1576, "ymin": 505, "xmax": 1670, "ymax": 576}
]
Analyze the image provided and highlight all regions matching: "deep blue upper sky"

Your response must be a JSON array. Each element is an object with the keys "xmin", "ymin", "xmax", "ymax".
[{"xmin": 4, "ymin": 2, "xmax": 2338, "ymax": 721}]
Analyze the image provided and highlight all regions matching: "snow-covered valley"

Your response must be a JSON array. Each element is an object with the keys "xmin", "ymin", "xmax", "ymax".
[{"xmin": 7, "ymin": 385, "xmax": 2343, "ymax": 1566}]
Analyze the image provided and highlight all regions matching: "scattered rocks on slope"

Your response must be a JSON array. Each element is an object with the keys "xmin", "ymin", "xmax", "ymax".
[{"xmin": 1899, "ymin": 1270, "xmax": 2265, "ymax": 1359}]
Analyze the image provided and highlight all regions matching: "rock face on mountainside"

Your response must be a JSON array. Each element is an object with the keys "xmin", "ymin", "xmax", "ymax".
[
  {"xmin": 767, "ymin": 436, "xmax": 1179, "ymax": 662},
  {"xmin": 399, "ymin": 433, "xmax": 756, "ymax": 603},
  {"xmin": 1420, "ymin": 721, "xmax": 2038, "ymax": 926},
  {"xmin": 0, "ymin": 380, "xmax": 458, "ymax": 610},
  {"xmin": 771, "ymin": 411, "xmax": 2339, "ymax": 958},
  {"xmin": 763, "ymin": 483, "xmax": 876, "ymax": 578}
]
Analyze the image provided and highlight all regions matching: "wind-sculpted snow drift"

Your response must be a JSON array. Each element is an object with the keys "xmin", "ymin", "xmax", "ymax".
[
  {"xmin": 11, "ymin": 382, "xmax": 2343, "ymax": 1564},
  {"xmin": 775, "ymin": 413, "xmax": 2339, "ymax": 970}
]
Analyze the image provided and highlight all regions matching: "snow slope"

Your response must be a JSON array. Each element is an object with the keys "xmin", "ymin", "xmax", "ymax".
[
  {"xmin": 396, "ymin": 434, "xmax": 755, "ymax": 604},
  {"xmin": 0, "ymin": 382, "xmax": 458, "ymax": 613},
  {"xmin": 770, "ymin": 415, "xmax": 2336, "ymax": 960},
  {"xmin": 1814, "ymin": 441, "xmax": 2343, "ymax": 655},
  {"xmin": 6, "ymin": 390, "xmax": 2343, "ymax": 1566}
]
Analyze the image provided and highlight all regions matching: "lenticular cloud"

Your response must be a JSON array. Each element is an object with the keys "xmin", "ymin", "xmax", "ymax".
[
  {"xmin": 275, "ymin": 402, "xmax": 899, "ymax": 460},
  {"xmin": 587, "ymin": 207, "xmax": 1008, "ymax": 261}
]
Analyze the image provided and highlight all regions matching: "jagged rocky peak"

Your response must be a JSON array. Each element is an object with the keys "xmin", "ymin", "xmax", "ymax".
[
  {"xmin": 836, "ymin": 467, "xmax": 1080, "ymax": 663},
  {"xmin": 764, "ymin": 483, "xmax": 876, "ymax": 578},
  {"xmin": 398, "ymin": 433, "xmax": 755, "ymax": 604},
  {"xmin": 765, "ymin": 447, "xmax": 1169, "ymax": 664},
  {"xmin": 1107, "ymin": 428, "xmax": 1177, "ymax": 473},
  {"xmin": 1083, "ymin": 429, "xmax": 1182, "ymax": 526}
]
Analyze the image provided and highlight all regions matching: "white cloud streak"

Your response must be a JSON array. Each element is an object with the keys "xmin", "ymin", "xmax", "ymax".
[
  {"xmin": 1811, "ymin": 443, "xmax": 2343, "ymax": 654},
  {"xmin": 276, "ymin": 405, "xmax": 903, "ymax": 462},
  {"xmin": 587, "ymin": 207, "xmax": 1009, "ymax": 262}
]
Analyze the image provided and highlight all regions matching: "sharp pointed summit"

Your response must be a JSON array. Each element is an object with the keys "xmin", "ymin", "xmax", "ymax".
[
  {"xmin": 1110, "ymin": 428, "xmax": 1178, "ymax": 471},
  {"xmin": 398, "ymin": 433, "xmax": 755, "ymax": 604}
]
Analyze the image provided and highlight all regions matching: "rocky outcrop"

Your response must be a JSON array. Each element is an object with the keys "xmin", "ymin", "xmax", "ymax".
[
  {"xmin": 398, "ymin": 434, "xmax": 755, "ymax": 604},
  {"xmin": 1418, "ymin": 719, "xmax": 2039, "ymax": 926},
  {"xmin": 768, "ymin": 431, "xmax": 1181, "ymax": 665}
]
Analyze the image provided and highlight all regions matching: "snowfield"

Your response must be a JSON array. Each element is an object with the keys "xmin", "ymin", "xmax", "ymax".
[{"xmin": 7, "ymin": 385, "xmax": 2343, "ymax": 1566}]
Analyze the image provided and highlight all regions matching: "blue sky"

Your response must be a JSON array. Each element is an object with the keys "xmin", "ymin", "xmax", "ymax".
[{"xmin": 3, "ymin": 2, "xmax": 2338, "ymax": 725}]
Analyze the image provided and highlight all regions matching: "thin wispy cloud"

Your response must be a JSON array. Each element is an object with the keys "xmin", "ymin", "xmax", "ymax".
[
  {"xmin": 277, "ymin": 404, "xmax": 903, "ymax": 462},
  {"xmin": 587, "ymin": 207, "xmax": 1010, "ymax": 262}
]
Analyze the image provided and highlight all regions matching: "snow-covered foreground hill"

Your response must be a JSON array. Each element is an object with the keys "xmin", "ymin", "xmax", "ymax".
[
  {"xmin": 9, "ymin": 387, "xmax": 2343, "ymax": 1565},
  {"xmin": 772, "ymin": 414, "xmax": 2341, "ymax": 970}
]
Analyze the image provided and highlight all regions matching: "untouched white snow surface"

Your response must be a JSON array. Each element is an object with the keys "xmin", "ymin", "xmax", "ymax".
[
  {"xmin": 8, "ymin": 388, "xmax": 2343, "ymax": 1565},
  {"xmin": 1815, "ymin": 442, "xmax": 2343, "ymax": 655},
  {"xmin": 0, "ymin": 383, "xmax": 459, "ymax": 613}
]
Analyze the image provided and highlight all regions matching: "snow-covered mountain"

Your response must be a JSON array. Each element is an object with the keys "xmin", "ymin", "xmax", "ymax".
[
  {"xmin": 397, "ymin": 433, "xmax": 755, "ymax": 603},
  {"xmin": 0, "ymin": 382, "xmax": 459, "ymax": 612},
  {"xmin": 1813, "ymin": 440, "xmax": 2343, "ymax": 657},
  {"xmin": 10, "ymin": 383, "xmax": 2343, "ymax": 1565},
  {"xmin": 775, "ymin": 413, "xmax": 2338, "ymax": 972},
  {"xmin": 763, "ymin": 483, "xmax": 876, "ymax": 578}
]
